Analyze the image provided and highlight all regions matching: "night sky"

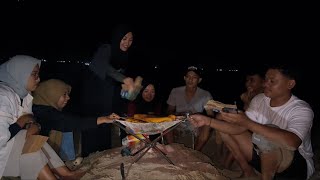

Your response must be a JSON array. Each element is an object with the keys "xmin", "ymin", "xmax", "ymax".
[
  {"xmin": 1, "ymin": 2, "xmax": 317, "ymax": 66},
  {"xmin": 0, "ymin": 1, "xmax": 318, "ymax": 103},
  {"xmin": 1, "ymin": 2, "xmax": 319, "ymax": 138}
]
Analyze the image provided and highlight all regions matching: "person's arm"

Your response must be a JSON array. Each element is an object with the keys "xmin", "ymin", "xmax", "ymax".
[
  {"xmin": 90, "ymin": 44, "xmax": 127, "ymax": 83},
  {"xmin": 33, "ymin": 106, "xmax": 97, "ymax": 133},
  {"xmin": 219, "ymin": 110, "xmax": 303, "ymax": 149},
  {"xmin": 104, "ymin": 63, "xmax": 127, "ymax": 83},
  {"xmin": 190, "ymin": 113, "xmax": 247, "ymax": 135},
  {"xmin": 9, "ymin": 114, "xmax": 34, "ymax": 140},
  {"xmin": 9, "ymin": 123, "xmax": 22, "ymax": 139}
]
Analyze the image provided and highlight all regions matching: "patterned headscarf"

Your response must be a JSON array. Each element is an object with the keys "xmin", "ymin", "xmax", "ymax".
[
  {"xmin": 33, "ymin": 79, "xmax": 71, "ymax": 111},
  {"xmin": 0, "ymin": 55, "xmax": 41, "ymax": 98}
]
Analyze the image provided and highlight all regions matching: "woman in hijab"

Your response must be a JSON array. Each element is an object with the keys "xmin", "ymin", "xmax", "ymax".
[
  {"xmin": 0, "ymin": 55, "xmax": 84, "ymax": 179},
  {"xmin": 82, "ymin": 23, "xmax": 136, "ymax": 115},
  {"xmin": 32, "ymin": 79, "xmax": 120, "ymax": 159},
  {"xmin": 80, "ymin": 24, "xmax": 141, "ymax": 156}
]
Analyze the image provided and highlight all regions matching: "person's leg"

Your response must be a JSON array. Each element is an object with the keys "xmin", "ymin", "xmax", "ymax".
[
  {"xmin": 52, "ymin": 166, "xmax": 86, "ymax": 179},
  {"xmin": 223, "ymin": 149, "xmax": 235, "ymax": 169},
  {"xmin": 260, "ymin": 149, "xmax": 281, "ymax": 180},
  {"xmin": 42, "ymin": 142, "xmax": 86, "ymax": 179},
  {"xmin": 195, "ymin": 126, "xmax": 212, "ymax": 151},
  {"xmin": 275, "ymin": 150, "xmax": 307, "ymax": 179},
  {"xmin": 19, "ymin": 146, "xmax": 58, "ymax": 180},
  {"xmin": 37, "ymin": 164, "xmax": 57, "ymax": 180},
  {"xmin": 220, "ymin": 131, "xmax": 256, "ymax": 177}
]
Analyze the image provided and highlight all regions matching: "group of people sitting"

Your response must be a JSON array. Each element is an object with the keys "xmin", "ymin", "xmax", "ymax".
[
  {"xmin": 0, "ymin": 25, "xmax": 315, "ymax": 180},
  {"xmin": 0, "ymin": 53, "xmax": 315, "ymax": 179}
]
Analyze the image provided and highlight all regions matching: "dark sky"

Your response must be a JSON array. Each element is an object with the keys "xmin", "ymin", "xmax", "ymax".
[
  {"xmin": 1, "ymin": 2, "xmax": 319, "ymax": 121},
  {"xmin": 0, "ymin": 1, "xmax": 318, "ymax": 67}
]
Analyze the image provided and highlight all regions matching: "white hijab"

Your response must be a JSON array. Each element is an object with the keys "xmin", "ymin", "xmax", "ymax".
[{"xmin": 0, "ymin": 55, "xmax": 41, "ymax": 98}]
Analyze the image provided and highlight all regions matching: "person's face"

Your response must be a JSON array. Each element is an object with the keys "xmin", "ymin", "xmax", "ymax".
[
  {"xmin": 245, "ymin": 74, "xmax": 264, "ymax": 93},
  {"xmin": 184, "ymin": 71, "xmax": 201, "ymax": 88},
  {"xmin": 26, "ymin": 64, "xmax": 40, "ymax": 92},
  {"xmin": 120, "ymin": 32, "xmax": 133, "ymax": 52},
  {"xmin": 142, "ymin": 84, "xmax": 155, "ymax": 102},
  {"xmin": 264, "ymin": 69, "xmax": 295, "ymax": 99},
  {"xmin": 56, "ymin": 90, "xmax": 70, "ymax": 110}
]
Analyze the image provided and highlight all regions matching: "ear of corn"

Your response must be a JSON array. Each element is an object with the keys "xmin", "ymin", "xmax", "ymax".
[{"xmin": 127, "ymin": 114, "xmax": 176, "ymax": 123}]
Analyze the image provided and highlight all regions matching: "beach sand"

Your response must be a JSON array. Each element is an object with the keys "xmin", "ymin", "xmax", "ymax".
[{"xmin": 66, "ymin": 125, "xmax": 319, "ymax": 180}]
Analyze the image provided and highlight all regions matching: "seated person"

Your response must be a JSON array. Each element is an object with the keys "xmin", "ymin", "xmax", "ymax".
[
  {"xmin": 166, "ymin": 65, "xmax": 213, "ymax": 151},
  {"xmin": 123, "ymin": 79, "xmax": 163, "ymax": 142},
  {"xmin": 0, "ymin": 55, "xmax": 84, "ymax": 179},
  {"xmin": 239, "ymin": 67, "xmax": 265, "ymax": 111},
  {"xmin": 32, "ymin": 79, "xmax": 120, "ymax": 158},
  {"xmin": 190, "ymin": 64, "xmax": 314, "ymax": 179},
  {"xmin": 223, "ymin": 67, "xmax": 265, "ymax": 168}
]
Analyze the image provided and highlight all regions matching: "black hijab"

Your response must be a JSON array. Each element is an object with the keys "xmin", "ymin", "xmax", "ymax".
[{"xmin": 110, "ymin": 24, "xmax": 132, "ymax": 70}]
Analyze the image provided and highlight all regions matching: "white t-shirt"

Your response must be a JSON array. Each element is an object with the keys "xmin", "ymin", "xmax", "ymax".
[
  {"xmin": 167, "ymin": 86, "xmax": 212, "ymax": 114},
  {"xmin": 246, "ymin": 93, "xmax": 314, "ymax": 178}
]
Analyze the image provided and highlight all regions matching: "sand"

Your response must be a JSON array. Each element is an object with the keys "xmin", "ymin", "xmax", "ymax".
[{"xmin": 74, "ymin": 143, "xmax": 229, "ymax": 180}]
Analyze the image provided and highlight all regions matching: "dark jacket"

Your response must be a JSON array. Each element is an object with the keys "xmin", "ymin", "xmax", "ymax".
[{"xmin": 33, "ymin": 104, "xmax": 98, "ymax": 136}]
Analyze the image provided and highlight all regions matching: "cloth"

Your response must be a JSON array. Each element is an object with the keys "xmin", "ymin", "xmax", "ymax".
[
  {"xmin": 89, "ymin": 44, "xmax": 126, "ymax": 83},
  {"xmin": 60, "ymin": 132, "xmax": 76, "ymax": 161},
  {"xmin": 3, "ymin": 130, "xmax": 64, "ymax": 179},
  {"xmin": 89, "ymin": 24, "xmax": 131, "ymax": 82},
  {"xmin": 48, "ymin": 130, "xmax": 63, "ymax": 153},
  {"xmin": 33, "ymin": 79, "xmax": 71, "ymax": 110},
  {"xmin": 246, "ymin": 93, "xmax": 314, "ymax": 178},
  {"xmin": 32, "ymin": 105, "xmax": 98, "ymax": 137},
  {"xmin": 0, "ymin": 55, "xmax": 41, "ymax": 99},
  {"xmin": 252, "ymin": 125, "xmax": 295, "ymax": 173},
  {"xmin": 0, "ymin": 84, "xmax": 34, "ymax": 177}
]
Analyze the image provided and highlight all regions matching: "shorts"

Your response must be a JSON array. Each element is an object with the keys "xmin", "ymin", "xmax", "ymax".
[{"xmin": 249, "ymin": 147, "xmax": 307, "ymax": 179}]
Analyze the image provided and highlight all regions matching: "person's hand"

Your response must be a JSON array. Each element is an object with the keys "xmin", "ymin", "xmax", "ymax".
[
  {"xmin": 26, "ymin": 123, "xmax": 41, "ymax": 138},
  {"xmin": 97, "ymin": 113, "xmax": 120, "ymax": 124},
  {"xmin": 219, "ymin": 111, "xmax": 251, "ymax": 127},
  {"xmin": 123, "ymin": 77, "xmax": 134, "ymax": 87},
  {"xmin": 16, "ymin": 114, "xmax": 34, "ymax": 128},
  {"xmin": 107, "ymin": 113, "xmax": 120, "ymax": 120},
  {"xmin": 189, "ymin": 114, "xmax": 211, "ymax": 128}
]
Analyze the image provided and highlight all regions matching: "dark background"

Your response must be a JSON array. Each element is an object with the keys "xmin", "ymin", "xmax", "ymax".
[{"xmin": 1, "ymin": 1, "xmax": 319, "ymax": 147}]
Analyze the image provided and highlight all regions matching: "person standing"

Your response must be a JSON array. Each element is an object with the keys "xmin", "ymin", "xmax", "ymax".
[{"xmin": 80, "ymin": 24, "xmax": 140, "ymax": 156}]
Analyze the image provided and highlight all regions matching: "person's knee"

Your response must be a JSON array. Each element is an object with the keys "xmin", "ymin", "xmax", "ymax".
[{"xmin": 252, "ymin": 133, "xmax": 278, "ymax": 153}]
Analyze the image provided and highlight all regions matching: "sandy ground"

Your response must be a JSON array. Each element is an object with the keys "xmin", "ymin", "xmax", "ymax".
[{"xmin": 68, "ymin": 125, "xmax": 319, "ymax": 180}]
